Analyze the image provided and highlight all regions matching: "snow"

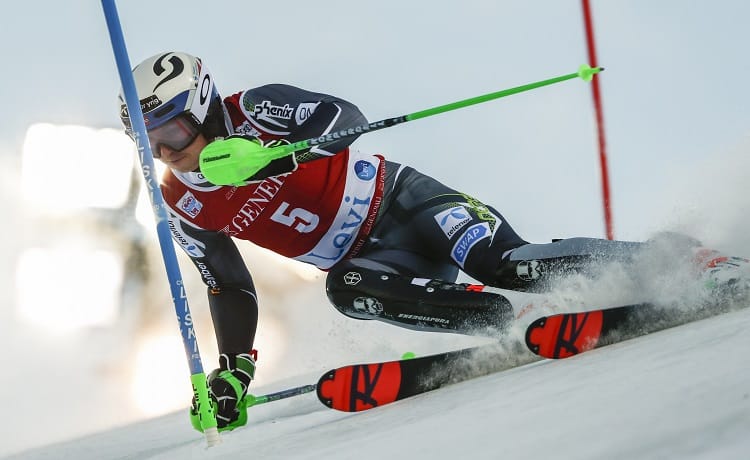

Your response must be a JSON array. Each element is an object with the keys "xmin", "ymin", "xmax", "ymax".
[
  {"xmin": 3, "ymin": 3, "xmax": 750, "ymax": 458},
  {"xmin": 5, "ymin": 307, "xmax": 749, "ymax": 460}
]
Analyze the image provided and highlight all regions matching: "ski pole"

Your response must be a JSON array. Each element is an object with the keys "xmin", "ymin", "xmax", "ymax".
[
  {"xmin": 200, "ymin": 64, "xmax": 602, "ymax": 185},
  {"xmin": 245, "ymin": 384, "xmax": 317, "ymax": 408},
  {"xmin": 100, "ymin": 0, "xmax": 220, "ymax": 447}
]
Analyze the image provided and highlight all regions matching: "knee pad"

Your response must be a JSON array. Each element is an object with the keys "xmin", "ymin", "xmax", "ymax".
[{"xmin": 326, "ymin": 263, "xmax": 513, "ymax": 333}]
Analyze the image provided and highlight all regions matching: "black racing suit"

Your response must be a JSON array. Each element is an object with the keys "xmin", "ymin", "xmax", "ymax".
[{"xmin": 163, "ymin": 84, "xmax": 647, "ymax": 352}]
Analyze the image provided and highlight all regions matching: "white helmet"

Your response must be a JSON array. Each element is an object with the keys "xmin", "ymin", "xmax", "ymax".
[{"xmin": 119, "ymin": 51, "xmax": 227, "ymax": 142}]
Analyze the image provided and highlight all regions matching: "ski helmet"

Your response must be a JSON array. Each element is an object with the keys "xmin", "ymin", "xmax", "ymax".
[{"xmin": 118, "ymin": 51, "xmax": 228, "ymax": 152}]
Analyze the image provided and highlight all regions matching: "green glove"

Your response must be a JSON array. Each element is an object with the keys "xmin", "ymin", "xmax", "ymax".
[
  {"xmin": 199, "ymin": 136, "xmax": 292, "ymax": 186},
  {"xmin": 190, "ymin": 353, "xmax": 256, "ymax": 433}
]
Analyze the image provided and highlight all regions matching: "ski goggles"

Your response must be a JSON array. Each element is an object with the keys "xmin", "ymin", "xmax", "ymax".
[{"xmin": 145, "ymin": 113, "xmax": 202, "ymax": 158}]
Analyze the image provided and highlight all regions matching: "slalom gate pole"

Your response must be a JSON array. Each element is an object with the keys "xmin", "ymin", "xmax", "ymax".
[
  {"xmin": 200, "ymin": 64, "xmax": 602, "ymax": 185},
  {"xmin": 581, "ymin": 0, "xmax": 614, "ymax": 240},
  {"xmin": 100, "ymin": 0, "xmax": 220, "ymax": 446}
]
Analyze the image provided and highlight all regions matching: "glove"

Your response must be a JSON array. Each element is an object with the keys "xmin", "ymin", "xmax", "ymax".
[
  {"xmin": 199, "ymin": 136, "xmax": 296, "ymax": 186},
  {"xmin": 190, "ymin": 352, "xmax": 256, "ymax": 432}
]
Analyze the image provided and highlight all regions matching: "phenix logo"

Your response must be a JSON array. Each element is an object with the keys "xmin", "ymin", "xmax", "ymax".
[{"xmin": 254, "ymin": 100, "xmax": 294, "ymax": 120}]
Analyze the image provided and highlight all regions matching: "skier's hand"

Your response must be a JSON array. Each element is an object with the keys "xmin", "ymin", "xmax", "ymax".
[
  {"xmin": 199, "ymin": 136, "xmax": 293, "ymax": 186},
  {"xmin": 190, "ymin": 353, "xmax": 256, "ymax": 433}
]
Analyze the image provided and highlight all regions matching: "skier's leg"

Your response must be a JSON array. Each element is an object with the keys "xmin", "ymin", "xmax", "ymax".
[
  {"xmin": 489, "ymin": 237, "xmax": 644, "ymax": 291},
  {"xmin": 371, "ymin": 164, "xmax": 750, "ymax": 298},
  {"xmin": 490, "ymin": 231, "xmax": 750, "ymax": 300},
  {"xmin": 325, "ymin": 252, "xmax": 514, "ymax": 333},
  {"xmin": 365, "ymin": 165, "xmax": 640, "ymax": 293}
]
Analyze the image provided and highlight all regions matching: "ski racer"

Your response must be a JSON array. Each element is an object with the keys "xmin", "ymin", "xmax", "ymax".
[{"xmin": 119, "ymin": 51, "xmax": 748, "ymax": 432}]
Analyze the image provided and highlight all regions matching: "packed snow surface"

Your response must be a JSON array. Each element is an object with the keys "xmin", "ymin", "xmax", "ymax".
[{"xmin": 7, "ymin": 307, "xmax": 749, "ymax": 460}]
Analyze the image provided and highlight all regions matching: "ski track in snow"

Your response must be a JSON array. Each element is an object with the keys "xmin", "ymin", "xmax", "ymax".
[{"xmin": 6, "ymin": 307, "xmax": 749, "ymax": 460}]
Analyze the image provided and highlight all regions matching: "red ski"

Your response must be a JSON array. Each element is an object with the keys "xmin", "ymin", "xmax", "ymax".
[
  {"xmin": 316, "ymin": 345, "xmax": 533, "ymax": 412},
  {"xmin": 524, "ymin": 301, "xmax": 735, "ymax": 359}
]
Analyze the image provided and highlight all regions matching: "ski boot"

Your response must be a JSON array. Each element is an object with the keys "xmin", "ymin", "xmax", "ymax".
[{"xmin": 694, "ymin": 248, "xmax": 750, "ymax": 303}]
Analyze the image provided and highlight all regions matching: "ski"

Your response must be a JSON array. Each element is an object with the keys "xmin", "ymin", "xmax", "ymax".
[
  {"xmin": 524, "ymin": 300, "xmax": 738, "ymax": 359},
  {"xmin": 316, "ymin": 302, "xmax": 726, "ymax": 411},
  {"xmin": 524, "ymin": 303, "xmax": 653, "ymax": 359},
  {"xmin": 316, "ymin": 344, "xmax": 535, "ymax": 412}
]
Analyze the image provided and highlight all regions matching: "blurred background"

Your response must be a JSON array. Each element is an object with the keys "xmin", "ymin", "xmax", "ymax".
[{"xmin": 1, "ymin": 1, "xmax": 749, "ymax": 456}]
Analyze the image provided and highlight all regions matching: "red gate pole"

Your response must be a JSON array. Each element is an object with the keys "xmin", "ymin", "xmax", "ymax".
[{"xmin": 581, "ymin": 0, "xmax": 615, "ymax": 240}]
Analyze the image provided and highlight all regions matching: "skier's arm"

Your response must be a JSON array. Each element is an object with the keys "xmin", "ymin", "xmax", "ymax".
[
  {"xmin": 286, "ymin": 97, "xmax": 368, "ymax": 161},
  {"xmin": 238, "ymin": 84, "xmax": 367, "ymax": 181},
  {"xmin": 167, "ymin": 210, "xmax": 258, "ymax": 354}
]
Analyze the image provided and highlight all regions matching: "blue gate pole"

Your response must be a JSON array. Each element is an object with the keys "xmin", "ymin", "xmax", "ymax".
[{"xmin": 100, "ymin": 0, "xmax": 220, "ymax": 446}]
